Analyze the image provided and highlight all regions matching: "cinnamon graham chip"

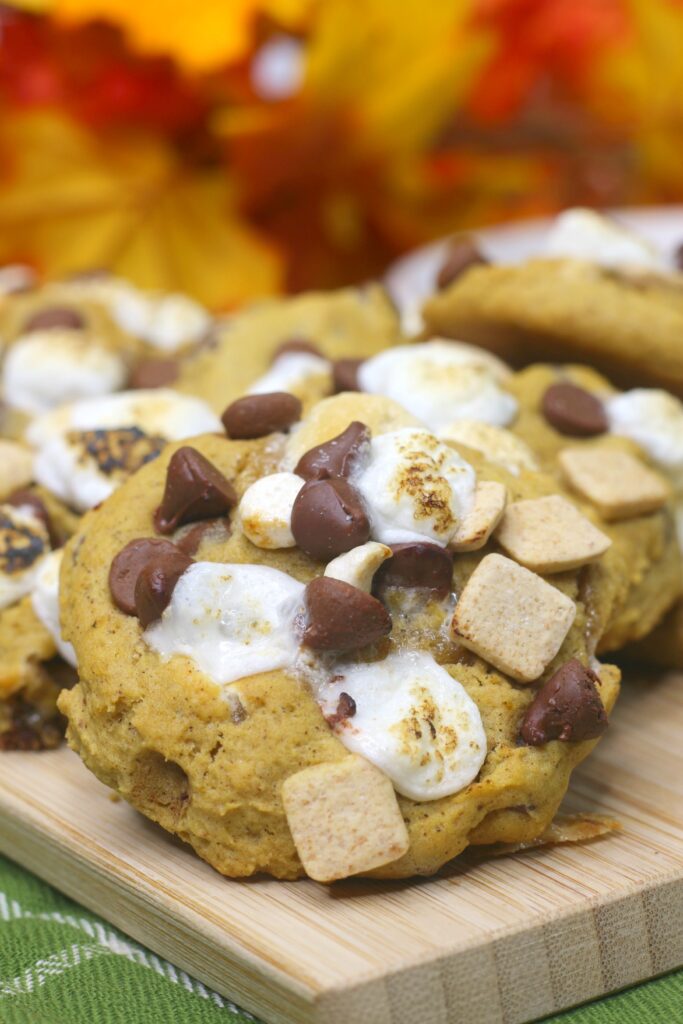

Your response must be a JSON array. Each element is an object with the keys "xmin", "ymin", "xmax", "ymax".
[
  {"xmin": 559, "ymin": 448, "xmax": 670, "ymax": 521},
  {"xmin": 495, "ymin": 495, "xmax": 611, "ymax": 573},
  {"xmin": 450, "ymin": 481, "xmax": 507, "ymax": 552},
  {"xmin": 484, "ymin": 814, "xmax": 620, "ymax": 858},
  {"xmin": 282, "ymin": 755, "xmax": 409, "ymax": 882},
  {"xmin": 451, "ymin": 553, "xmax": 576, "ymax": 682}
]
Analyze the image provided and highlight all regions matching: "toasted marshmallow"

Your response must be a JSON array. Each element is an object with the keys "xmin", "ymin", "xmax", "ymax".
[
  {"xmin": 33, "ymin": 427, "xmax": 166, "ymax": 512},
  {"xmin": 324, "ymin": 542, "xmax": 392, "ymax": 592},
  {"xmin": 239, "ymin": 472, "xmax": 303, "ymax": 549},
  {"xmin": 354, "ymin": 428, "xmax": 476, "ymax": 546},
  {"xmin": 31, "ymin": 549, "xmax": 77, "ymax": 666},
  {"xmin": 439, "ymin": 419, "xmax": 539, "ymax": 476},
  {"xmin": 145, "ymin": 562, "xmax": 304, "ymax": 686},
  {"xmin": 606, "ymin": 389, "xmax": 683, "ymax": 489},
  {"xmin": 26, "ymin": 388, "xmax": 220, "ymax": 448},
  {"xmin": 0, "ymin": 504, "xmax": 50, "ymax": 611},
  {"xmin": 544, "ymin": 208, "xmax": 665, "ymax": 272},
  {"xmin": 136, "ymin": 293, "xmax": 211, "ymax": 352},
  {"xmin": 315, "ymin": 650, "xmax": 487, "ymax": 801},
  {"xmin": 357, "ymin": 341, "xmax": 517, "ymax": 430},
  {"xmin": 2, "ymin": 330, "xmax": 127, "ymax": 415},
  {"xmin": 248, "ymin": 351, "xmax": 331, "ymax": 397}
]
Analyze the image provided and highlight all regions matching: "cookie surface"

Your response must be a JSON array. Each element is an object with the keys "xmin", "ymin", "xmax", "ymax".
[{"xmin": 59, "ymin": 417, "xmax": 633, "ymax": 881}]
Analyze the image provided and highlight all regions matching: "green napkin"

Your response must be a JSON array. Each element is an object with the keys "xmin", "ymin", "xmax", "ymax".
[{"xmin": 1, "ymin": 853, "xmax": 680, "ymax": 1024}]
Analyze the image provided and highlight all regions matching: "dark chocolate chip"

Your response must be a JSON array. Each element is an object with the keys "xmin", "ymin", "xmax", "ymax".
[
  {"xmin": 109, "ymin": 537, "xmax": 186, "ymax": 615},
  {"xmin": 134, "ymin": 550, "xmax": 193, "ymax": 627},
  {"xmin": 294, "ymin": 421, "xmax": 370, "ymax": 481},
  {"xmin": 291, "ymin": 478, "xmax": 370, "ymax": 561},
  {"xmin": 520, "ymin": 658, "xmax": 608, "ymax": 745},
  {"xmin": 272, "ymin": 337, "xmax": 323, "ymax": 361},
  {"xmin": 129, "ymin": 357, "xmax": 179, "ymax": 390},
  {"xmin": 332, "ymin": 358, "xmax": 363, "ymax": 393},
  {"xmin": 154, "ymin": 447, "xmax": 237, "ymax": 535},
  {"xmin": 326, "ymin": 691, "xmax": 357, "ymax": 727},
  {"xmin": 6, "ymin": 489, "xmax": 58, "ymax": 547},
  {"xmin": 221, "ymin": 392, "xmax": 302, "ymax": 440},
  {"xmin": 23, "ymin": 306, "xmax": 86, "ymax": 332},
  {"xmin": 541, "ymin": 383, "xmax": 608, "ymax": 437},
  {"xmin": 436, "ymin": 237, "xmax": 488, "ymax": 290},
  {"xmin": 373, "ymin": 542, "xmax": 453, "ymax": 598},
  {"xmin": 302, "ymin": 577, "xmax": 391, "ymax": 652}
]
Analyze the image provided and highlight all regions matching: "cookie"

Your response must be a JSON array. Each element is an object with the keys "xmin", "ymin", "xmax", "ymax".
[
  {"xmin": 422, "ymin": 257, "xmax": 683, "ymax": 396},
  {"xmin": 175, "ymin": 284, "xmax": 400, "ymax": 414},
  {"xmin": 59, "ymin": 392, "xmax": 657, "ymax": 880}
]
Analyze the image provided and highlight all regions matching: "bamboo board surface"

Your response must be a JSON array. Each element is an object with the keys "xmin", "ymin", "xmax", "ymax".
[{"xmin": 1, "ymin": 670, "xmax": 682, "ymax": 1024}]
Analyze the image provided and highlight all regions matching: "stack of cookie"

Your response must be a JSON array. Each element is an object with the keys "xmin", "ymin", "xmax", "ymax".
[{"xmin": 1, "ymin": 212, "xmax": 681, "ymax": 883}]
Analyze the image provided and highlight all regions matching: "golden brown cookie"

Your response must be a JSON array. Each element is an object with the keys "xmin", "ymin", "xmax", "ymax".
[{"xmin": 58, "ymin": 392, "xmax": 665, "ymax": 880}]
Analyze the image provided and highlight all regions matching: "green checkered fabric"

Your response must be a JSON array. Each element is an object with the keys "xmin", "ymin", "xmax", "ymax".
[{"xmin": 1, "ymin": 854, "xmax": 680, "ymax": 1024}]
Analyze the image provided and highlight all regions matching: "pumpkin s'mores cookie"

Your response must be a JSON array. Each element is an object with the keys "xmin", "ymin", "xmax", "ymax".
[
  {"xmin": 175, "ymin": 284, "xmax": 401, "ymax": 414},
  {"xmin": 59, "ymin": 375, "xmax": 679, "ymax": 881},
  {"xmin": 421, "ymin": 210, "xmax": 683, "ymax": 396}
]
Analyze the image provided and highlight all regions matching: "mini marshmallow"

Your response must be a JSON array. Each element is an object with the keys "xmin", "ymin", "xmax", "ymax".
[
  {"xmin": 495, "ymin": 495, "xmax": 611, "ymax": 573},
  {"xmin": 544, "ymin": 208, "xmax": 665, "ymax": 272},
  {"xmin": 314, "ymin": 650, "xmax": 487, "ymax": 801},
  {"xmin": 141, "ymin": 293, "xmax": 211, "ymax": 352},
  {"xmin": 357, "ymin": 341, "xmax": 518, "ymax": 430},
  {"xmin": 0, "ymin": 440, "xmax": 34, "ymax": 499},
  {"xmin": 324, "ymin": 541, "xmax": 392, "ymax": 592},
  {"xmin": 248, "ymin": 351, "xmax": 330, "ymax": 397},
  {"xmin": 452, "ymin": 553, "xmax": 576, "ymax": 682},
  {"xmin": 2, "ymin": 331, "xmax": 127, "ymax": 415},
  {"xmin": 559, "ymin": 447, "xmax": 670, "ymax": 521},
  {"xmin": 239, "ymin": 472, "xmax": 303, "ymax": 549},
  {"xmin": 145, "ymin": 562, "xmax": 304, "ymax": 685},
  {"xmin": 31, "ymin": 549, "xmax": 77, "ymax": 666},
  {"xmin": 282, "ymin": 755, "xmax": 409, "ymax": 882},
  {"xmin": 606, "ymin": 389, "xmax": 683, "ymax": 490},
  {"xmin": 450, "ymin": 480, "xmax": 507, "ymax": 552},
  {"xmin": 0, "ymin": 504, "xmax": 50, "ymax": 611},
  {"xmin": 354, "ymin": 428, "xmax": 476, "ymax": 547},
  {"xmin": 26, "ymin": 388, "xmax": 220, "ymax": 449},
  {"xmin": 439, "ymin": 419, "xmax": 539, "ymax": 476}
]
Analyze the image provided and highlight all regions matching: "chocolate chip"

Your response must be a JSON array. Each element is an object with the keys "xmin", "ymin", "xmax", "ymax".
[
  {"xmin": 109, "ymin": 537, "xmax": 186, "ymax": 615},
  {"xmin": 272, "ymin": 337, "xmax": 323, "ymax": 361},
  {"xmin": 154, "ymin": 447, "xmax": 237, "ymax": 535},
  {"xmin": 436, "ymin": 237, "xmax": 488, "ymax": 290},
  {"xmin": 134, "ymin": 549, "xmax": 193, "ymax": 627},
  {"xmin": 175, "ymin": 517, "xmax": 229, "ymax": 557},
  {"xmin": 326, "ymin": 691, "xmax": 357, "ymax": 727},
  {"xmin": 221, "ymin": 392, "xmax": 302, "ymax": 440},
  {"xmin": 332, "ymin": 358, "xmax": 363, "ymax": 393},
  {"xmin": 541, "ymin": 383, "xmax": 608, "ymax": 437},
  {"xmin": 129, "ymin": 357, "xmax": 179, "ymax": 390},
  {"xmin": 373, "ymin": 542, "xmax": 453, "ymax": 598},
  {"xmin": 23, "ymin": 306, "xmax": 86, "ymax": 332},
  {"xmin": 302, "ymin": 577, "xmax": 391, "ymax": 652},
  {"xmin": 519, "ymin": 658, "xmax": 608, "ymax": 745},
  {"xmin": 6, "ymin": 489, "xmax": 58, "ymax": 547},
  {"xmin": 294, "ymin": 422, "xmax": 370, "ymax": 481},
  {"xmin": 291, "ymin": 478, "xmax": 370, "ymax": 561}
]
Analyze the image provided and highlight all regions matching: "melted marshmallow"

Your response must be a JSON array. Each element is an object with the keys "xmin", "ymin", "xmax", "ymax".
[
  {"xmin": 357, "ymin": 341, "xmax": 517, "ymax": 430},
  {"xmin": 438, "ymin": 419, "xmax": 539, "ymax": 476},
  {"xmin": 606, "ymin": 389, "xmax": 683, "ymax": 489},
  {"xmin": 0, "ymin": 504, "xmax": 50, "ymax": 611},
  {"xmin": 26, "ymin": 388, "xmax": 220, "ymax": 448},
  {"xmin": 544, "ymin": 208, "xmax": 665, "ymax": 272},
  {"xmin": 315, "ymin": 650, "xmax": 487, "ymax": 801},
  {"xmin": 145, "ymin": 562, "xmax": 304, "ymax": 686},
  {"xmin": 31, "ymin": 549, "xmax": 77, "ymax": 666},
  {"xmin": 2, "ymin": 330, "xmax": 127, "ymax": 415},
  {"xmin": 353, "ymin": 428, "xmax": 476, "ymax": 546},
  {"xmin": 248, "ymin": 352, "xmax": 331, "ymax": 396}
]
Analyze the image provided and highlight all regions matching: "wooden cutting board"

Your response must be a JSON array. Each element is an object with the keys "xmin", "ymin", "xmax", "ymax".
[{"xmin": 1, "ymin": 669, "xmax": 682, "ymax": 1024}]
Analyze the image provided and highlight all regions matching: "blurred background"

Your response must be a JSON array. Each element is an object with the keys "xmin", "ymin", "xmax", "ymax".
[{"xmin": 1, "ymin": 0, "xmax": 682, "ymax": 308}]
